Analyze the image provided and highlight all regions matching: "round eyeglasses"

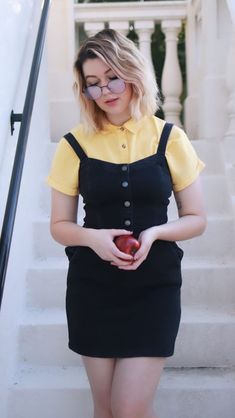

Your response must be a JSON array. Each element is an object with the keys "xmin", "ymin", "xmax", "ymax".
[{"xmin": 83, "ymin": 78, "xmax": 126, "ymax": 100}]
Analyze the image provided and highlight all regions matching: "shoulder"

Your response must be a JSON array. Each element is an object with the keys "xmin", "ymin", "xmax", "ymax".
[
  {"xmin": 55, "ymin": 123, "xmax": 92, "ymax": 158},
  {"xmin": 146, "ymin": 115, "xmax": 165, "ymax": 136}
]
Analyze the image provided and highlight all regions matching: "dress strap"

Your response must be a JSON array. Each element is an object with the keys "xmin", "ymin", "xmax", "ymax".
[
  {"xmin": 157, "ymin": 122, "xmax": 174, "ymax": 156},
  {"xmin": 64, "ymin": 132, "xmax": 88, "ymax": 161}
]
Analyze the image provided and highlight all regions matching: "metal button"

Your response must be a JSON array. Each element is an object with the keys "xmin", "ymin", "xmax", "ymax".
[
  {"xmin": 120, "ymin": 127, "xmax": 125, "ymax": 131},
  {"xmin": 121, "ymin": 165, "xmax": 128, "ymax": 171},
  {"xmin": 124, "ymin": 219, "xmax": 131, "ymax": 226},
  {"xmin": 124, "ymin": 201, "xmax": 131, "ymax": 207},
  {"xmin": 122, "ymin": 181, "xmax": 128, "ymax": 188},
  {"xmin": 122, "ymin": 144, "xmax": 126, "ymax": 149}
]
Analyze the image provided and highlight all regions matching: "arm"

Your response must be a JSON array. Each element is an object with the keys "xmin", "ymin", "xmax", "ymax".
[
  {"xmin": 152, "ymin": 176, "xmax": 207, "ymax": 242},
  {"xmin": 116, "ymin": 177, "xmax": 207, "ymax": 270},
  {"xmin": 50, "ymin": 188, "xmax": 133, "ymax": 263}
]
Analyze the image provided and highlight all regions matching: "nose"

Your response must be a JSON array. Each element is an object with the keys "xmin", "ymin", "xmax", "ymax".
[{"xmin": 101, "ymin": 85, "xmax": 110, "ymax": 96}]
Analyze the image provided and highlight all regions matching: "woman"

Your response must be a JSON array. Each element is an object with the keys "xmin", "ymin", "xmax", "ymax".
[{"xmin": 47, "ymin": 29, "xmax": 206, "ymax": 418}]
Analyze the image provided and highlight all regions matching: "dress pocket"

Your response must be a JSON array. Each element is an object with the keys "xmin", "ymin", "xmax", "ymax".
[
  {"xmin": 65, "ymin": 246, "xmax": 80, "ymax": 262},
  {"xmin": 169, "ymin": 242, "xmax": 184, "ymax": 261}
]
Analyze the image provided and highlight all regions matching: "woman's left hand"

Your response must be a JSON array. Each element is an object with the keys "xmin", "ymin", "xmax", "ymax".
[{"xmin": 111, "ymin": 226, "xmax": 157, "ymax": 270}]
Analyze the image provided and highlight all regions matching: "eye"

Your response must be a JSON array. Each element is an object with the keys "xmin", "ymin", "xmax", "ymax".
[
  {"xmin": 87, "ymin": 82, "xmax": 98, "ymax": 87},
  {"xmin": 109, "ymin": 76, "xmax": 118, "ymax": 81}
]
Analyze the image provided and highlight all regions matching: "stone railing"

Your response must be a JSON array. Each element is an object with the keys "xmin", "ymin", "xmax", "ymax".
[
  {"xmin": 185, "ymin": 0, "xmax": 235, "ymax": 142},
  {"xmin": 74, "ymin": 1, "xmax": 187, "ymax": 128},
  {"xmin": 47, "ymin": 0, "xmax": 234, "ymax": 145}
]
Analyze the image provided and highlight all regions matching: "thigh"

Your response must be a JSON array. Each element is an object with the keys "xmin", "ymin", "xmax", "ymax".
[
  {"xmin": 111, "ymin": 357, "xmax": 166, "ymax": 418},
  {"xmin": 82, "ymin": 356, "xmax": 116, "ymax": 408}
]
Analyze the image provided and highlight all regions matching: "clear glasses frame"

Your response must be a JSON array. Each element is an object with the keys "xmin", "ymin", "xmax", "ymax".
[{"xmin": 83, "ymin": 78, "xmax": 126, "ymax": 100}]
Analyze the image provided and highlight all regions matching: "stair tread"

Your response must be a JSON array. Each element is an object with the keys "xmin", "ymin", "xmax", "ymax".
[
  {"xmin": 20, "ymin": 306, "xmax": 235, "ymax": 326},
  {"xmin": 29, "ymin": 256, "xmax": 235, "ymax": 270},
  {"xmin": 12, "ymin": 365, "xmax": 235, "ymax": 389}
]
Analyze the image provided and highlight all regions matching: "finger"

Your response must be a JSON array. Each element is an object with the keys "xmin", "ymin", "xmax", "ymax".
[
  {"xmin": 118, "ymin": 262, "xmax": 139, "ymax": 270},
  {"xmin": 111, "ymin": 245, "xmax": 134, "ymax": 261},
  {"xmin": 133, "ymin": 245, "xmax": 148, "ymax": 261},
  {"xmin": 118, "ymin": 257, "xmax": 144, "ymax": 270},
  {"xmin": 111, "ymin": 260, "xmax": 134, "ymax": 267},
  {"xmin": 112, "ymin": 229, "xmax": 133, "ymax": 237}
]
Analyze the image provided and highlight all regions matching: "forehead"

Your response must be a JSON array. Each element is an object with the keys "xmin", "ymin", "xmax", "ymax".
[{"xmin": 83, "ymin": 57, "xmax": 113, "ymax": 78}]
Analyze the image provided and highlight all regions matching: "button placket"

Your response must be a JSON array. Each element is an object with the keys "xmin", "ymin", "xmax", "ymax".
[
  {"xmin": 119, "ymin": 126, "xmax": 128, "ymax": 151},
  {"xmin": 120, "ymin": 164, "xmax": 133, "ymax": 229}
]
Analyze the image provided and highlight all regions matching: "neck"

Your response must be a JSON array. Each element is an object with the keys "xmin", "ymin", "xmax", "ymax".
[{"xmin": 105, "ymin": 112, "xmax": 132, "ymax": 126}]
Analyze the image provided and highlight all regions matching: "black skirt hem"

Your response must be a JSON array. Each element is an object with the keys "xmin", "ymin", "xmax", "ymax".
[{"xmin": 68, "ymin": 343, "xmax": 174, "ymax": 359}]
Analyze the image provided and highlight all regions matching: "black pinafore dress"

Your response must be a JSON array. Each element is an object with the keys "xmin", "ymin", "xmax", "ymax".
[{"xmin": 64, "ymin": 122, "xmax": 183, "ymax": 358}]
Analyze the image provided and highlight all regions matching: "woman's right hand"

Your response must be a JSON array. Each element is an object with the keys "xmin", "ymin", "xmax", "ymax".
[
  {"xmin": 49, "ymin": 190, "xmax": 134, "ymax": 266},
  {"xmin": 88, "ymin": 229, "xmax": 134, "ymax": 266}
]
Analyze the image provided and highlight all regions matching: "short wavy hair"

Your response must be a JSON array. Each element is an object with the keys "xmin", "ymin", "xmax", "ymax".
[{"xmin": 73, "ymin": 28, "xmax": 160, "ymax": 134}]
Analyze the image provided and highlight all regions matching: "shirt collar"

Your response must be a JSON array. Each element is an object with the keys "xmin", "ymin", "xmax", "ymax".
[{"xmin": 102, "ymin": 115, "xmax": 147, "ymax": 134}]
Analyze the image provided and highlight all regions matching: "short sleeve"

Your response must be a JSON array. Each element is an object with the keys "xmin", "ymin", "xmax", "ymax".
[
  {"xmin": 166, "ymin": 126, "xmax": 205, "ymax": 192},
  {"xmin": 46, "ymin": 138, "xmax": 80, "ymax": 196}
]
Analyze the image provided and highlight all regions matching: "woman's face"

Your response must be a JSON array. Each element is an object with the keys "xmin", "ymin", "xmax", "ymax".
[{"xmin": 82, "ymin": 57, "xmax": 132, "ymax": 125}]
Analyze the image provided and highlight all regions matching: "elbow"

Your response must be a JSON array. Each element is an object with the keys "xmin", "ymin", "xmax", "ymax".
[
  {"xmin": 196, "ymin": 214, "xmax": 207, "ymax": 236},
  {"xmin": 50, "ymin": 221, "xmax": 59, "ymax": 242}
]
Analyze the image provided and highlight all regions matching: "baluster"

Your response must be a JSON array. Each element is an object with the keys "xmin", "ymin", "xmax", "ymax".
[
  {"xmin": 161, "ymin": 19, "xmax": 183, "ymax": 127},
  {"xmin": 224, "ymin": 27, "xmax": 235, "ymax": 145},
  {"xmin": 135, "ymin": 21, "xmax": 155, "ymax": 75},
  {"xmin": 84, "ymin": 22, "xmax": 105, "ymax": 37},
  {"xmin": 109, "ymin": 21, "xmax": 129, "ymax": 36}
]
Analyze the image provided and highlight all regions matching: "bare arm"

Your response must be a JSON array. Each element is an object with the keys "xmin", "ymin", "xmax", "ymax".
[
  {"xmin": 49, "ymin": 189, "xmax": 133, "ymax": 263},
  {"xmin": 117, "ymin": 177, "xmax": 207, "ymax": 270},
  {"xmin": 153, "ymin": 176, "xmax": 207, "ymax": 242}
]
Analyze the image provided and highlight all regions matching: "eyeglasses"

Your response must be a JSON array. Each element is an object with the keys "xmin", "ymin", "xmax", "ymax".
[{"xmin": 83, "ymin": 78, "xmax": 126, "ymax": 100}]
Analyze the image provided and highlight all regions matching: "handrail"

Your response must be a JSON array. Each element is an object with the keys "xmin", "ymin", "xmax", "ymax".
[{"xmin": 0, "ymin": 0, "xmax": 51, "ymax": 310}]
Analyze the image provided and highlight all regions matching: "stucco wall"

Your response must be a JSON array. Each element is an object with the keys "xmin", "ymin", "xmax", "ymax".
[{"xmin": 0, "ymin": 2, "xmax": 51, "ymax": 417}]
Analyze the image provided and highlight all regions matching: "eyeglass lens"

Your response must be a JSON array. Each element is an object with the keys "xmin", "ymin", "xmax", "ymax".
[{"xmin": 84, "ymin": 78, "xmax": 126, "ymax": 100}]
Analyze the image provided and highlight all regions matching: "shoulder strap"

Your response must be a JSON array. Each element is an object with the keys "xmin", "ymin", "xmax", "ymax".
[
  {"xmin": 157, "ymin": 122, "xmax": 174, "ymax": 156},
  {"xmin": 64, "ymin": 132, "xmax": 87, "ymax": 161}
]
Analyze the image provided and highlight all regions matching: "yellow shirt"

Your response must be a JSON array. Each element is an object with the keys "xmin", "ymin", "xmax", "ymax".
[{"xmin": 46, "ymin": 115, "xmax": 205, "ymax": 196}]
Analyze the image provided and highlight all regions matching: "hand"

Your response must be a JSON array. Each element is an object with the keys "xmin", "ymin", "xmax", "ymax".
[
  {"xmin": 115, "ymin": 227, "xmax": 157, "ymax": 270},
  {"xmin": 89, "ymin": 229, "xmax": 134, "ymax": 266}
]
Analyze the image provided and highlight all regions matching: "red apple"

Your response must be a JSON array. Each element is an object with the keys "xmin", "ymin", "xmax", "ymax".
[{"xmin": 114, "ymin": 235, "xmax": 140, "ymax": 256}]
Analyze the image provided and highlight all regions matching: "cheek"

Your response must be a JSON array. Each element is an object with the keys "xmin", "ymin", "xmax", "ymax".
[
  {"xmin": 94, "ymin": 97, "xmax": 105, "ymax": 109},
  {"xmin": 124, "ymin": 84, "xmax": 133, "ymax": 102}
]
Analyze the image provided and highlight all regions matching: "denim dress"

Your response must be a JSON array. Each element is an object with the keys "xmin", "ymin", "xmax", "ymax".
[{"xmin": 64, "ymin": 122, "xmax": 183, "ymax": 358}]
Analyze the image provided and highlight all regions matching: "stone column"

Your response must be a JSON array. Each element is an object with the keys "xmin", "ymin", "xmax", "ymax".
[
  {"xmin": 223, "ymin": 27, "xmax": 235, "ymax": 164},
  {"xmin": 184, "ymin": 2, "xmax": 200, "ymax": 139},
  {"xmin": 161, "ymin": 19, "xmax": 183, "ymax": 127},
  {"xmin": 224, "ymin": 28, "xmax": 235, "ymax": 142},
  {"xmin": 84, "ymin": 22, "xmax": 105, "ymax": 37},
  {"xmin": 47, "ymin": 0, "xmax": 78, "ymax": 141},
  {"xmin": 109, "ymin": 21, "xmax": 129, "ymax": 36},
  {"xmin": 198, "ymin": 0, "xmax": 226, "ymax": 140},
  {"xmin": 135, "ymin": 21, "xmax": 155, "ymax": 74}
]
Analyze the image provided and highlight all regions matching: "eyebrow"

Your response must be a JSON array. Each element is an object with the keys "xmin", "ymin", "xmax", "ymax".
[{"xmin": 85, "ymin": 68, "xmax": 114, "ymax": 80}]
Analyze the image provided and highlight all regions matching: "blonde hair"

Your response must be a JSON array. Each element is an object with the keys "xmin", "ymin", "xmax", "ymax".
[{"xmin": 73, "ymin": 28, "xmax": 160, "ymax": 134}]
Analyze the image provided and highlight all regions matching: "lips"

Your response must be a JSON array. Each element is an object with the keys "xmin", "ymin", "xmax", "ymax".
[{"xmin": 105, "ymin": 98, "xmax": 119, "ymax": 104}]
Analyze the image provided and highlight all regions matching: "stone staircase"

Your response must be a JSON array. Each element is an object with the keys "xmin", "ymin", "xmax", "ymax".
[{"xmin": 6, "ymin": 138, "xmax": 235, "ymax": 418}]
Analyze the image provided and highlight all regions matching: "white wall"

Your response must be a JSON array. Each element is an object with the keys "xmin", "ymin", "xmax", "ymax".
[
  {"xmin": 47, "ymin": 0, "xmax": 79, "ymax": 142},
  {"xmin": 0, "ymin": 0, "xmax": 41, "ymax": 228},
  {"xmin": 0, "ymin": 2, "xmax": 51, "ymax": 417},
  {"xmin": 185, "ymin": 0, "xmax": 232, "ymax": 141},
  {"xmin": 0, "ymin": 0, "xmax": 34, "ymax": 168}
]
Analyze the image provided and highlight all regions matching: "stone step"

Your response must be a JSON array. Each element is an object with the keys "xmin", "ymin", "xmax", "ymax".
[
  {"xmin": 42, "ymin": 173, "xmax": 233, "ymax": 218},
  {"xmin": 226, "ymin": 163, "xmax": 235, "ymax": 195},
  {"xmin": 18, "ymin": 307, "xmax": 235, "ymax": 368},
  {"xmin": 8, "ymin": 365, "xmax": 235, "ymax": 418},
  {"xmin": 26, "ymin": 258, "xmax": 235, "ymax": 310},
  {"xmin": 33, "ymin": 216, "xmax": 235, "ymax": 258},
  {"xmin": 179, "ymin": 216, "xmax": 234, "ymax": 256}
]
